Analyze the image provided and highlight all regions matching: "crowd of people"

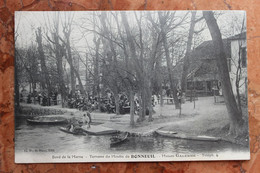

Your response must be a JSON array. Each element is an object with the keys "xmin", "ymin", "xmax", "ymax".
[
  {"xmin": 20, "ymin": 87, "xmax": 172, "ymax": 116},
  {"xmin": 67, "ymin": 91, "xmax": 133, "ymax": 115},
  {"xmin": 20, "ymin": 90, "xmax": 60, "ymax": 106}
]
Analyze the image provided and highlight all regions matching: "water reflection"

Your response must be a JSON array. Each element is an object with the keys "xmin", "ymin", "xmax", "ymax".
[{"xmin": 15, "ymin": 117, "xmax": 248, "ymax": 155}]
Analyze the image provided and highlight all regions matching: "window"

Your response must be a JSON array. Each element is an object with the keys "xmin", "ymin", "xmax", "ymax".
[{"xmin": 241, "ymin": 47, "xmax": 247, "ymax": 68}]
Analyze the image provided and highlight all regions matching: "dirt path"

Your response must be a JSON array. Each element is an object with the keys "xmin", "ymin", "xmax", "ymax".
[
  {"xmin": 19, "ymin": 97, "xmax": 230, "ymax": 136},
  {"xmin": 100, "ymin": 97, "xmax": 230, "ymax": 137},
  {"xmin": 19, "ymin": 97, "xmax": 248, "ymax": 145}
]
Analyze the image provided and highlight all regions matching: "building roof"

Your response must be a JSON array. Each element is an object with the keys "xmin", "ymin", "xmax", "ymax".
[
  {"xmin": 187, "ymin": 38, "xmax": 232, "ymax": 81},
  {"xmin": 191, "ymin": 39, "xmax": 231, "ymax": 60},
  {"xmin": 175, "ymin": 32, "xmax": 246, "ymax": 82}
]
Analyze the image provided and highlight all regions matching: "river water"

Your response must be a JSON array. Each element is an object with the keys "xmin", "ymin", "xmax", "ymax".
[{"xmin": 15, "ymin": 117, "xmax": 249, "ymax": 158}]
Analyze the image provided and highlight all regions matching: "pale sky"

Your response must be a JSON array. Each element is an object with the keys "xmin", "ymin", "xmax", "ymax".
[{"xmin": 15, "ymin": 11, "xmax": 246, "ymax": 54}]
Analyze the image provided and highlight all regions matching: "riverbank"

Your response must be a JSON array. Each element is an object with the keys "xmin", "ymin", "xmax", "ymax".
[
  {"xmin": 102, "ymin": 96, "xmax": 249, "ymax": 146},
  {"xmin": 17, "ymin": 96, "xmax": 249, "ymax": 146}
]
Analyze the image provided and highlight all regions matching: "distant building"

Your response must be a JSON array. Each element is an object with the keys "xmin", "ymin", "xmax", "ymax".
[
  {"xmin": 228, "ymin": 32, "xmax": 247, "ymax": 97},
  {"xmin": 186, "ymin": 32, "xmax": 247, "ymax": 97}
]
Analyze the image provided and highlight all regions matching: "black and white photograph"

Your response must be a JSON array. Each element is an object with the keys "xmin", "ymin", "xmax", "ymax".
[{"xmin": 14, "ymin": 11, "xmax": 249, "ymax": 163}]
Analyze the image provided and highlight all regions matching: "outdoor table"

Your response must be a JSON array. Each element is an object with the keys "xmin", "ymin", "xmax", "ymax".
[{"xmin": 162, "ymin": 98, "xmax": 174, "ymax": 104}]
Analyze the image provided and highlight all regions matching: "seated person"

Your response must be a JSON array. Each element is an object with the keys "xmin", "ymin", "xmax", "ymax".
[
  {"xmin": 66, "ymin": 123, "xmax": 82, "ymax": 133},
  {"xmin": 66, "ymin": 124, "xmax": 75, "ymax": 132}
]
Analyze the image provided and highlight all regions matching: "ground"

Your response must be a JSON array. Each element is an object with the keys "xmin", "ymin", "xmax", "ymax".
[{"xmin": 18, "ymin": 96, "xmax": 249, "ymax": 146}]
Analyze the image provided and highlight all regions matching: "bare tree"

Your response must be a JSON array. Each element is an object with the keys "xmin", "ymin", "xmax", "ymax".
[
  {"xmin": 45, "ymin": 12, "xmax": 67, "ymax": 107},
  {"xmin": 59, "ymin": 13, "xmax": 86, "ymax": 96},
  {"xmin": 113, "ymin": 12, "xmax": 135, "ymax": 125},
  {"xmin": 158, "ymin": 12, "xmax": 181, "ymax": 109},
  {"xmin": 36, "ymin": 27, "xmax": 51, "ymax": 94},
  {"xmin": 99, "ymin": 12, "xmax": 122, "ymax": 115},
  {"xmin": 121, "ymin": 11, "xmax": 146, "ymax": 121},
  {"xmin": 181, "ymin": 11, "xmax": 197, "ymax": 93},
  {"xmin": 203, "ymin": 11, "xmax": 243, "ymax": 135},
  {"xmin": 231, "ymin": 14, "xmax": 246, "ymax": 113}
]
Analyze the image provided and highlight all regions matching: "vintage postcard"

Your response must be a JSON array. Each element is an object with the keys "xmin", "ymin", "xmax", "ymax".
[{"xmin": 14, "ymin": 11, "xmax": 249, "ymax": 163}]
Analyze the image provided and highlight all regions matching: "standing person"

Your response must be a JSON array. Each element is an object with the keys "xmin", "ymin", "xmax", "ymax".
[
  {"xmin": 177, "ymin": 89, "xmax": 182, "ymax": 104},
  {"xmin": 82, "ymin": 111, "xmax": 91, "ymax": 128},
  {"xmin": 153, "ymin": 94, "xmax": 158, "ymax": 105}
]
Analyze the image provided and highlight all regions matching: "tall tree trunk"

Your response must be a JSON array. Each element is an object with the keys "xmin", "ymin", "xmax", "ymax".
[
  {"xmin": 141, "ymin": 88, "xmax": 147, "ymax": 120},
  {"xmin": 56, "ymin": 44, "xmax": 66, "ymax": 107},
  {"xmin": 156, "ymin": 48, "xmax": 164, "ymax": 115},
  {"xmin": 65, "ymin": 37, "xmax": 76, "ymax": 95},
  {"xmin": 61, "ymin": 27, "xmax": 85, "ymax": 96},
  {"xmin": 85, "ymin": 53, "xmax": 89, "ymax": 93},
  {"xmin": 114, "ymin": 13, "xmax": 135, "ymax": 124},
  {"xmin": 100, "ymin": 12, "xmax": 121, "ymax": 115},
  {"xmin": 203, "ymin": 11, "xmax": 243, "ymax": 135},
  {"xmin": 181, "ymin": 11, "xmax": 196, "ymax": 93},
  {"xmin": 135, "ymin": 12, "xmax": 153, "ymax": 120},
  {"xmin": 235, "ymin": 17, "xmax": 246, "ymax": 114},
  {"xmin": 70, "ymin": 68, "xmax": 75, "ymax": 95},
  {"xmin": 63, "ymin": 45, "xmax": 86, "ymax": 96},
  {"xmin": 93, "ymin": 37, "xmax": 100, "ymax": 105},
  {"xmin": 147, "ymin": 82, "xmax": 153, "ymax": 121},
  {"xmin": 114, "ymin": 94, "xmax": 120, "ymax": 115},
  {"xmin": 236, "ymin": 46, "xmax": 242, "ymax": 113},
  {"xmin": 166, "ymin": 54, "xmax": 179, "ymax": 109},
  {"xmin": 159, "ymin": 83, "xmax": 163, "ymax": 115},
  {"xmin": 130, "ymin": 90, "xmax": 135, "ymax": 126},
  {"xmin": 121, "ymin": 11, "xmax": 145, "ymax": 120},
  {"xmin": 158, "ymin": 14, "xmax": 180, "ymax": 109},
  {"xmin": 36, "ymin": 28, "xmax": 51, "ymax": 94},
  {"xmin": 146, "ymin": 27, "xmax": 161, "ymax": 120},
  {"xmin": 53, "ymin": 14, "xmax": 66, "ymax": 107}
]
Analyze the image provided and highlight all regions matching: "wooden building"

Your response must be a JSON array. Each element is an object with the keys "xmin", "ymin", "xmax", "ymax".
[{"xmin": 185, "ymin": 32, "xmax": 247, "ymax": 98}]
